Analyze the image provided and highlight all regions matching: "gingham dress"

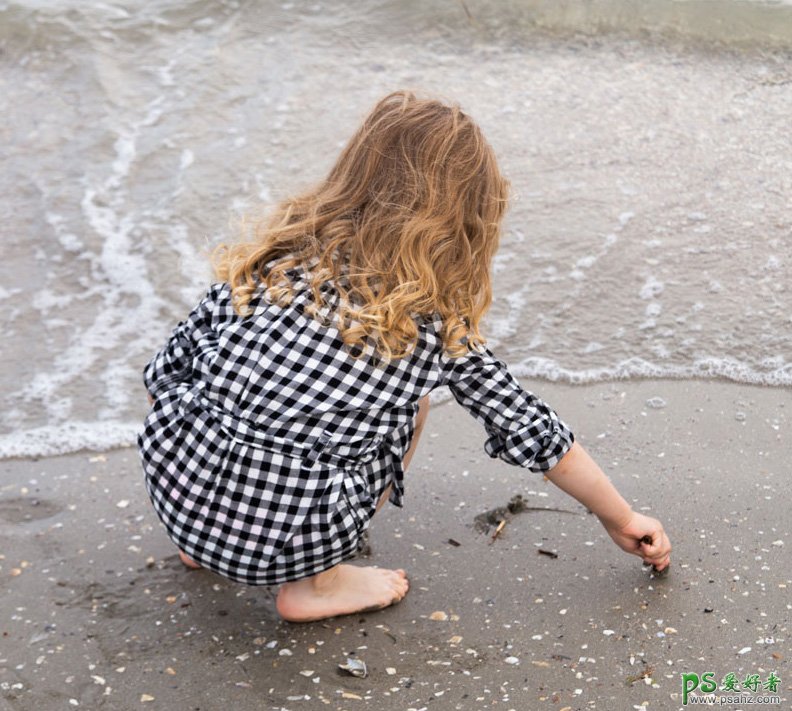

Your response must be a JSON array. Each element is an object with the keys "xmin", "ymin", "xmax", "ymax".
[{"xmin": 138, "ymin": 267, "xmax": 575, "ymax": 585}]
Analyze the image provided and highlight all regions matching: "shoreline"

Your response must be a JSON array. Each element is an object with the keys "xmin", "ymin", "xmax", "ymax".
[
  {"xmin": 2, "ymin": 374, "xmax": 789, "ymax": 461},
  {"xmin": 1, "ymin": 379, "xmax": 788, "ymax": 709}
]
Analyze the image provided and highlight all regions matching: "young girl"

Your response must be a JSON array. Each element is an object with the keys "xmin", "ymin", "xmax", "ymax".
[{"xmin": 138, "ymin": 91, "xmax": 671, "ymax": 623}]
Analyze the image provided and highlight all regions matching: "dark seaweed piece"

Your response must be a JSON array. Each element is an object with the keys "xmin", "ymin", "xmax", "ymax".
[{"xmin": 537, "ymin": 549, "xmax": 558, "ymax": 559}]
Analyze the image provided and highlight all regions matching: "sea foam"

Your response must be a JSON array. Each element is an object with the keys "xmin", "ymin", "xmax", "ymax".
[{"xmin": 0, "ymin": 421, "xmax": 141, "ymax": 460}]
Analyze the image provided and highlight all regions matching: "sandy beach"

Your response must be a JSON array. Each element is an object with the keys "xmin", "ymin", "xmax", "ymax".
[{"xmin": 2, "ymin": 380, "xmax": 789, "ymax": 710}]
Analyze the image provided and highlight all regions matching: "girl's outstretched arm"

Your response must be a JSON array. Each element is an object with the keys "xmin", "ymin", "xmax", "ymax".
[{"xmin": 545, "ymin": 441, "xmax": 672, "ymax": 571}]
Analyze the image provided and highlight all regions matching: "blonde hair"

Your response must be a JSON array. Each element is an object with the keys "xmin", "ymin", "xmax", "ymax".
[{"xmin": 213, "ymin": 90, "xmax": 509, "ymax": 360}]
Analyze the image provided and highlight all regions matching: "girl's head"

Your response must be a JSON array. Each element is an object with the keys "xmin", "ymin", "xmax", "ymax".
[{"xmin": 215, "ymin": 90, "xmax": 509, "ymax": 359}]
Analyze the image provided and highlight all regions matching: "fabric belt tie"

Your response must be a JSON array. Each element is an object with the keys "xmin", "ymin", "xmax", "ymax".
[{"xmin": 178, "ymin": 388, "xmax": 383, "ymax": 470}]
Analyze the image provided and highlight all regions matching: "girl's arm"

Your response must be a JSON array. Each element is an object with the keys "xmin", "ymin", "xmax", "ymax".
[
  {"xmin": 438, "ymin": 343, "xmax": 671, "ymax": 570},
  {"xmin": 545, "ymin": 441, "xmax": 672, "ymax": 571}
]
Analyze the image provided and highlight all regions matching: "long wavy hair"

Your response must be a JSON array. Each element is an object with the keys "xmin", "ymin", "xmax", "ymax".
[{"xmin": 213, "ymin": 90, "xmax": 509, "ymax": 360}]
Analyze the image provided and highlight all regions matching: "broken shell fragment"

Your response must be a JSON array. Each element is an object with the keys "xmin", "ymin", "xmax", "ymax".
[{"xmin": 338, "ymin": 657, "xmax": 368, "ymax": 678}]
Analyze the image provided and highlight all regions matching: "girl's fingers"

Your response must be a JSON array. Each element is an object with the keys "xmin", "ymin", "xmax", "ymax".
[
  {"xmin": 643, "ymin": 536, "xmax": 671, "ymax": 570},
  {"xmin": 641, "ymin": 532, "xmax": 671, "ymax": 566},
  {"xmin": 639, "ymin": 533, "xmax": 659, "ymax": 555}
]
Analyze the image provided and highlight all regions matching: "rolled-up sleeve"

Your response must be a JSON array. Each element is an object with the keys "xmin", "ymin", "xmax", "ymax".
[
  {"xmin": 143, "ymin": 285, "xmax": 221, "ymax": 398},
  {"xmin": 440, "ymin": 343, "xmax": 574, "ymax": 472}
]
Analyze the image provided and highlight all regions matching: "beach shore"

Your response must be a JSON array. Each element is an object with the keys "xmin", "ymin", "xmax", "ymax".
[{"xmin": 1, "ymin": 379, "xmax": 788, "ymax": 710}]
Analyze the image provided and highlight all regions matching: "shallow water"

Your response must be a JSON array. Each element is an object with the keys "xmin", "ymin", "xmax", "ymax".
[{"xmin": 1, "ymin": 0, "xmax": 791, "ymax": 457}]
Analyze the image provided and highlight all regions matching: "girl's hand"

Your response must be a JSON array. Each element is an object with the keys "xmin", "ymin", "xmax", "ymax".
[{"xmin": 601, "ymin": 511, "xmax": 672, "ymax": 572}]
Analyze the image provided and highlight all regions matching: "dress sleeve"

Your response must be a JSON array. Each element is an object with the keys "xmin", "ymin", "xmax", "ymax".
[
  {"xmin": 143, "ymin": 285, "xmax": 221, "ymax": 398},
  {"xmin": 439, "ymin": 343, "xmax": 574, "ymax": 472}
]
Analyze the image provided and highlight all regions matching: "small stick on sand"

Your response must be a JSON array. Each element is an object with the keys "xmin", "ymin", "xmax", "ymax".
[{"xmin": 490, "ymin": 519, "xmax": 507, "ymax": 544}]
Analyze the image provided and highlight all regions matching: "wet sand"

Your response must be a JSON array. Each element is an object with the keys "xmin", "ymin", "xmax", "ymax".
[{"xmin": 1, "ymin": 380, "xmax": 789, "ymax": 710}]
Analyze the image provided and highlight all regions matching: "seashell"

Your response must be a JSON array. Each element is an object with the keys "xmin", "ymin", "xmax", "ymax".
[{"xmin": 338, "ymin": 657, "xmax": 368, "ymax": 678}]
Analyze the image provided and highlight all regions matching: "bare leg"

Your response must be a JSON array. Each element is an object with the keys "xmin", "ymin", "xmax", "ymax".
[
  {"xmin": 178, "ymin": 549, "xmax": 202, "ymax": 569},
  {"xmin": 277, "ymin": 395, "xmax": 430, "ymax": 622}
]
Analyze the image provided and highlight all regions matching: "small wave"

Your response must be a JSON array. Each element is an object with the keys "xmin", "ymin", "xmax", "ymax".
[
  {"xmin": 0, "ymin": 420, "xmax": 141, "ymax": 459},
  {"xmin": 512, "ymin": 356, "xmax": 792, "ymax": 387}
]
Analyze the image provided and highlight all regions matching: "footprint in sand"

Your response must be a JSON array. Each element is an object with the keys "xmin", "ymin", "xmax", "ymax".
[{"xmin": 0, "ymin": 496, "xmax": 63, "ymax": 524}]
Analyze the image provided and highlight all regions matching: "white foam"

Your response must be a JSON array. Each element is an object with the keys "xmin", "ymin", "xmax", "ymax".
[
  {"xmin": 512, "ymin": 355, "xmax": 792, "ymax": 387},
  {"xmin": 0, "ymin": 421, "xmax": 141, "ymax": 460},
  {"xmin": 46, "ymin": 211, "xmax": 83, "ymax": 253},
  {"xmin": 765, "ymin": 255, "xmax": 781, "ymax": 271},
  {"xmin": 645, "ymin": 302, "xmax": 662, "ymax": 317},
  {"xmin": 618, "ymin": 211, "xmax": 634, "ymax": 228},
  {"xmin": 92, "ymin": 3, "xmax": 131, "ymax": 20},
  {"xmin": 180, "ymin": 148, "xmax": 194, "ymax": 170},
  {"xmin": 0, "ymin": 286, "xmax": 21, "ymax": 300},
  {"xmin": 111, "ymin": 135, "xmax": 137, "ymax": 188},
  {"xmin": 492, "ymin": 249, "xmax": 515, "ymax": 275},
  {"xmin": 32, "ymin": 287, "xmax": 74, "ymax": 314},
  {"xmin": 582, "ymin": 341, "xmax": 604, "ymax": 354},
  {"xmin": 639, "ymin": 276, "xmax": 664, "ymax": 300}
]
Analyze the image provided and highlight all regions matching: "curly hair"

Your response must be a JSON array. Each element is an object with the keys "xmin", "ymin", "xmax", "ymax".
[{"xmin": 213, "ymin": 90, "xmax": 509, "ymax": 360}]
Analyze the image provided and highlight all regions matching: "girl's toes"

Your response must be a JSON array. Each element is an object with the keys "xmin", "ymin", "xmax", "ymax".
[
  {"xmin": 392, "ymin": 577, "xmax": 409, "ymax": 598},
  {"xmin": 389, "ymin": 571, "xmax": 408, "ymax": 592}
]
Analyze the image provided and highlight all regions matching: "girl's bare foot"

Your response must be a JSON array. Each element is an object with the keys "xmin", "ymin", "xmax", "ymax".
[
  {"xmin": 275, "ymin": 564, "xmax": 409, "ymax": 622},
  {"xmin": 178, "ymin": 549, "xmax": 202, "ymax": 569}
]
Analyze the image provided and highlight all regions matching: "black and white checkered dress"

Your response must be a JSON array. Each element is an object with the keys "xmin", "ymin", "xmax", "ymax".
[{"xmin": 138, "ymin": 267, "xmax": 574, "ymax": 585}]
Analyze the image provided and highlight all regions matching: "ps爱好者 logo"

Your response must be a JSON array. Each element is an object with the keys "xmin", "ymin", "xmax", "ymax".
[{"xmin": 682, "ymin": 671, "xmax": 782, "ymax": 705}]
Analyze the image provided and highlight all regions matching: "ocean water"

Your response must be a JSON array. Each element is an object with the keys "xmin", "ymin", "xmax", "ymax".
[{"xmin": 1, "ymin": 0, "xmax": 791, "ymax": 458}]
